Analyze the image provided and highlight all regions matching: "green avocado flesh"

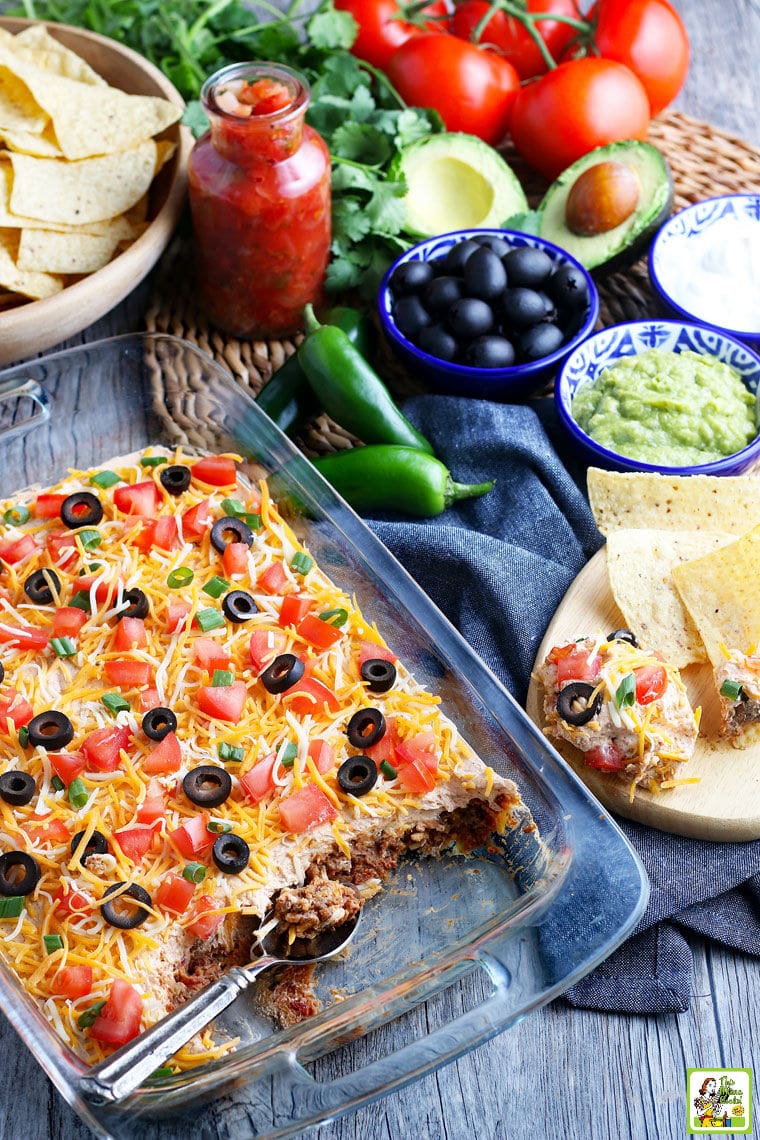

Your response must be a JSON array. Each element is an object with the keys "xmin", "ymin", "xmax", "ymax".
[
  {"xmin": 396, "ymin": 133, "xmax": 528, "ymax": 238},
  {"xmin": 537, "ymin": 141, "xmax": 673, "ymax": 272}
]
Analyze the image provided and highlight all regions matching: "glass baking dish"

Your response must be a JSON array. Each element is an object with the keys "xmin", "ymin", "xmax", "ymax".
[{"xmin": 0, "ymin": 334, "xmax": 648, "ymax": 1139}]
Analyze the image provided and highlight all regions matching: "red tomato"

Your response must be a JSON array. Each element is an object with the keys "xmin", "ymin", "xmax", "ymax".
[
  {"xmin": 238, "ymin": 77, "xmax": 292, "ymax": 114},
  {"xmin": 25, "ymin": 818, "xmax": 70, "ymax": 846},
  {"xmin": 366, "ymin": 715, "xmax": 399, "ymax": 765},
  {"xmin": 452, "ymin": 0, "xmax": 579, "ymax": 79},
  {"xmin": 169, "ymin": 813, "xmax": 214, "ymax": 857},
  {"xmin": 278, "ymin": 595, "xmax": 311, "ymax": 628},
  {"xmin": 593, "ymin": 0, "xmax": 689, "ymax": 115},
  {"xmin": 143, "ymin": 730, "xmax": 182, "ymax": 774},
  {"xmin": 281, "ymin": 677, "xmax": 340, "ymax": 717},
  {"xmin": 155, "ymin": 872, "xmax": 195, "ymax": 914},
  {"xmin": 279, "ymin": 783, "xmax": 337, "ymax": 833},
  {"xmin": 196, "ymin": 680, "xmax": 247, "ymax": 723},
  {"xmin": 386, "ymin": 34, "xmax": 520, "ymax": 146},
  {"xmin": 359, "ymin": 640, "xmax": 396, "ymax": 667},
  {"xmin": 257, "ymin": 562, "xmax": 288, "ymax": 595},
  {"xmin": 113, "ymin": 481, "xmax": 161, "ymax": 517},
  {"xmin": 132, "ymin": 516, "xmax": 179, "ymax": 553},
  {"xmin": 50, "ymin": 751, "xmax": 85, "ymax": 785},
  {"xmin": 114, "ymin": 617, "xmax": 147, "ymax": 652},
  {"xmin": 191, "ymin": 456, "xmax": 237, "ymax": 486},
  {"xmin": 634, "ymin": 664, "xmax": 667, "ymax": 705},
  {"xmin": 113, "ymin": 823, "xmax": 158, "ymax": 863},
  {"xmin": 394, "ymin": 728, "xmax": 439, "ymax": 793},
  {"xmin": 334, "ymin": 0, "xmax": 450, "ymax": 69},
  {"xmin": 33, "ymin": 492, "xmax": 67, "ymax": 518},
  {"xmin": 77, "ymin": 576, "xmax": 119, "ymax": 606},
  {"xmin": 139, "ymin": 687, "xmax": 162, "ymax": 712},
  {"xmin": 0, "ymin": 687, "xmax": 34, "ymax": 730},
  {"xmin": 297, "ymin": 613, "xmax": 343, "ymax": 650},
  {"xmin": 52, "ymin": 964, "xmax": 93, "ymax": 999},
  {"xmin": 222, "ymin": 541, "xmax": 249, "ymax": 578},
  {"xmin": 249, "ymin": 629, "xmax": 287, "ymax": 672},
  {"xmin": 186, "ymin": 895, "xmax": 225, "ymax": 940},
  {"xmin": 584, "ymin": 740, "xmax": 626, "ymax": 771},
  {"xmin": 166, "ymin": 602, "xmax": 192, "ymax": 633},
  {"xmin": 182, "ymin": 499, "xmax": 211, "ymax": 539},
  {"xmin": 53, "ymin": 883, "xmax": 91, "ymax": 916},
  {"xmin": 89, "ymin": 979, "xmax": 143, "ymax": 1046},
  {"xmin": 509, "ymin": 57, "xmax": 650, "ymax": 179},
  {"xmin": 104, "ymin": 659, "xmax": 152, "ymax": 688},
  {"xmin": 0, "ymin": 533, "xmax": 37, "ymax": 565},
  {"xmin": 193, "ymin": 637, "xmax": 230, "ymax": 675},
  {"xmin": 82, "ymin": 724, "xmax": 132, "ymax": 772},
  {"xmin": 0, "ymin": 621, "xmax": 49, "ymax": 651},
  {"xmin": 52, "ymin": 607, "xmax": 87, "ymax": 639},
  {"xmin": 308, "ymin": 738, "xmax": 335, "ymax": 775},
  {"xmin": 45, "ymin": 530, "xmax": 78, "ymax": 570},
  {"xmin": 137, "ymin": 778, "xmax": 165, "ymax": 823},
  {"xmin": 555, "ymin": 649, "xmax": 600, "ymax": 685},
  {"xmin": 240, "ymin": 754, "xmax": 277, "ymax": 803}
]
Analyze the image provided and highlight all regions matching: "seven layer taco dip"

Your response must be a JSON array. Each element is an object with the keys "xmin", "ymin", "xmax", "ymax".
[{"xmin": 0, "ymin": 449, "xmax": 522, "ymax": 1067}]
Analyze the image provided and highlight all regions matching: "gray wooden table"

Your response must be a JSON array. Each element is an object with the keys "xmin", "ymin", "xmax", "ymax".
[{"xmin": 1, "ymin": 2, "xmax": 759, "ymax": 1137}]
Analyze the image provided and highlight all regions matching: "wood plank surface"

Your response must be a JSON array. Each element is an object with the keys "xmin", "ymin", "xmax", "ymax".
[{"xmin": 0, "ymin": 2, "xmax": 759, "ymax": 1139}]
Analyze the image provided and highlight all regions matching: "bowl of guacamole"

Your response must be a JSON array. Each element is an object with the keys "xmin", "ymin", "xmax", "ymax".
[{"xmin": 556, "ymin": 320, "xmax": 760, "ymax": 475}]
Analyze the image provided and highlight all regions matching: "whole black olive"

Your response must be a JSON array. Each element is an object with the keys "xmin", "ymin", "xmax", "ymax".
[
  {"xmin": 117, "ymin": 587, "xmax": 149, "ymax": 620},
  {"xmin": 0, "ymin": 851, "xmax": 40, "ymax": 896},
  {"xmin": 444, "ymin": 239, "xmax": 480, "ymax": 275},
  {"xmin": 463, "ymin": 247, "xmax": 508, "ymax": 301},
  {"xmin": 159, "ymin": 465, "xmax": 192, "ymax": 496},
  {"xmin": 500, "ymin": 287, "xmax": 547, "ymax": 330},
  {"xmin": 222, "ymin": 590, "xmax": 258, "ymax": 623},
  {"xmin": 502, "ymin": 247, "xmax": 554, "ymax": 288},
  {"xmin": 23, "ymin": 568, "xmax": 60, "ymax": 606},
  {"xmin": 337, "ymin": 755, "xmax": 378, "ymax": 797},
  {"xmin": 212, "ymin": 833, "xmax": 250, "ymax": 874},
  {"xmin": 417, "ymin": 324, "xmax": 458, "ymax": 362},
  {"xmin": 546, "ymin": 265, "xmax": 589, "ymax": 312},
  {"xmin": 27, "ymin": 711, "xmax": 74, "ymax": 750},
  {"xmin": 392, "ymin": 295, "xmax": 431, "ymax": 342},
  {"xmin": 423, "ymin": 275, "xmax": 463, "ymax": 315},
  {"xmin": 210, "ymin": 516, "xmax": 254, "ymax": 555},
  {"xmin": 101, "ymin": 883, "xmax": 152, "ymax": 929},
  {"xmin": 556, "ymin": 682, "xmax": 602, "ymax": 726},
  {"xmin": 608, "ymin": 628, "xmax": 639, "ymax": 647},
  {"xmin": 142, "ymin": 706, "xmax": 177, "ymax": 741},
  {"xmin": 389, "ymin": 260, "xmax": 435, "ymax": 296},
  {"xmin": 60, "ymin": 492, "xmax": 103, "ymax": 530},
  {"xmin": 0, "ymin": 771, "xmax": 35, "ymax": 806},
  {"xmin": 71, "ymin": 830, "xmax": 109, "ymax": 862},
  {"xmin": 260, "ymin": 653, "xmax": 305, "ymax": 694},
  {"xmin": 520, "ymin": 322, "xmax": 565, "ymax": 361},
  {"xmin": 474, "ymin": 234, "xmax": 512, "ymax": 258},
  {"xmin": 446, "ymin": 297, "xmax": 493, "ymax": 340},
  {"xmin": 346, "ymin": 707, "xmax": 385, "ymax": 749},
  {"xmin": 465, "ymin": 336, "xmax": 516, "ymax": 369},
  {"xmin": 360, "ymin": 658, "xmax": 397, "ymax": 693},
  {"xmin": 536, "ymin": 291, "xmax": 558, "ymax": 322},
  {"xmin": 183, "ymin": 764, "xmax": 232, "ymax": 808}
]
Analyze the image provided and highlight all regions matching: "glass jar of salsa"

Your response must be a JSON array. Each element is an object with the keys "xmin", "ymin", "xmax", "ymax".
[{"xmin": 188, "ymin": 62, "xmax": 331, "ymax": 339}]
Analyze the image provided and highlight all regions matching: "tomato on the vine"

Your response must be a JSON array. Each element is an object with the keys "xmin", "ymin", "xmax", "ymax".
[
  {"xmin": 452, "ymin": 0, "xmax": 580, "ymax": 80},
  {"xmin": 386, "ymin": 33, "xmax": 520, "ymax": 146},
  {"xmin": 592, "ymin": 0, "xmax": 690, "ymax": 116},
  {"xmin": 335, "ymin": 0, "xmax": 450, "ymax": 70},
  {"xmin": 509, "ymin": 57, "xmax": 650, "ymax": 180}
]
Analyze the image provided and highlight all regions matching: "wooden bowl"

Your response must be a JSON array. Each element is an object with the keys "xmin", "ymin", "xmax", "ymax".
[{"xmin": 0, "ymin": 18, "xmax": 191, "ymax": 365}]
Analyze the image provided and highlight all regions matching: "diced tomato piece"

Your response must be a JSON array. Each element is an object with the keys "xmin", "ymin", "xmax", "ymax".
[
  {"xmin": 76, "ymin": 576, "xmax": 118, "ymax": 607},
  {"xmin": 33, "ymin": 492, "xmax": 67, "ymax": 518},
  {"xmin": 0, "ymin": 622, "xmax": 49, "ymax": 651},
  {"xmin": 240, "ymin": 754, "xmax": 277, "ymax": 804},
  {"xmin": 193, "ymin": 637, "xmax": 230, "ymax": 675},
  {"xmin": 113, "ymin": 823, "xmax": 158, "ymax": 863},
  {"xmin": 89, "ymin": 979, "xmax": 143, "ymax": 1046},
  {"xmin": 279, "ymin": 783, "xmax": 337, "ymax": 834},
  {"xmin": 556, "ymin": 649, "xmax": 601, "ymax": 685},
  {"xmin": 279, "ymin": 595, "xmax": 311, "ymax": 628},
  {"xmin": 81, "ymin": 724, "xmax": 132, "ymax": 772},
  {"xmin": 0, "ymin": 687, "xmax": 34, "ymax": 730},
  {"xmin": 130, "ymin": 519, "xmax": 157, "ymax": 553},
  {"xmin": 143, "ymin": 730, "xmax": 182, "ymax": 774},
  {"xmin": 45, "ymin": 529, "xmax": 78, "ymax": 570},
  {"xmin": 308, "ymin": 738, "xmax": 335, "ymax": 774},
  {"xmin": 186, "ymin": 895, "xmax": 225, "ymax": 941},
  {"xmin": 104, "ymin": 659, "xmax": 152, "ymax": 687},
  {"xmin": 281, "ymin": 677, "xmax": 340, "ymax": 717},
  {"xmin": 132, "ymin": 516, "xmax": 179, "ymax": 553},
  {"xmin": 155, "ymin": 872, "xmax": 195, "ymax": 915},
  {"xmin": 297, "ymin": 612, "xmax": 343, "ymax": 650},
  {"xmin": 52, "ymin": 964, "xmax": 93, "ymax": 999},
  {"xmin": 166, "ymin": 602, "xmax": 192, "ymax": 633},
  {"xmin": 238, "ymin": 77, "xmax": 291, "ymax": 113},
  {"xmin": 249, "ymin": 629, "xmax": 287, "ymax": 672},
  {"xmin": 50, "ymin": 751, "xmax": 85, "ymax": 785},
  {"xmin": 24, "ymin": 818, "xmax": 70, "ymax": 846},
  {"xmin": 114, "ymin": 617, "xmax": 147, "ymax": 652},
  {"xmin": 584, "ymin": 741, "xmax": 627, "ymax": 772},
  {"xmin": 359, "ymin": 640, "xmax": 396, "ymax": 667},
  {"xmin": 222, "ymin": 541, "xmax": 248, "ymax": 578},
  {"xmin": 169, "ymin": 812, "xmax": 214, "ymax": 857},
  {"xmin": 138, "ymin": 687, "xmax": 162, "ymax": 712},
  {"xmin": 0, "ymin": 533, "xmax": 37, "ymax": 566},
  {"xmin": 52, "ymin": 607, "xmax": 87, "ymax": 639},
  {"xmin": 191, "ymin": 456, "xmax": 237, "ymax": 486},
  {"xmin": 196, "ymin": 680, "xmax": 247, "ymax": 723},
  {"xmin": 113, "ymin": 481, "xmax": 161, "ymax": 517},
  {"xmin": 53, "ymin": 884, "xmax": 91, "ymax": 916},
  {"xmin": 366, "ymin": 716, "xmax": 399, "ymax": 766},
  {"xmin": 634, "ymin": 664, "xmax": 667, "ymax": 706},
  {"xmin": 395, "ymin": 728, "xmax": 439, "ymax": 794},
  {"xmin": 257, "ymin": 562, "xmax": 288, "ymax": 595},
  {"xmin": 182, "ymin": 499, "xmax": 211, "ymax": 539},
  {"xmin": 137, "ymin": 778, "xmax": 165, "ymax": 824}
]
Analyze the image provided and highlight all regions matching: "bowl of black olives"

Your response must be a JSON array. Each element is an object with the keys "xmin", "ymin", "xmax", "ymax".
[{"xmin": 378, "ymin": 228, "xmax": 599, "ymax": 399}]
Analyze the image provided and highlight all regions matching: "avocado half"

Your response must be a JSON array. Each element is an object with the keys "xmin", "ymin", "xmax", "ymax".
[
  {"xmin": 537, "ymin": 140, "xmax": 673, "ymax": 275},
  {"xmin": 394, "ymin": 132, "xmax": 528, "ymax": 239}
]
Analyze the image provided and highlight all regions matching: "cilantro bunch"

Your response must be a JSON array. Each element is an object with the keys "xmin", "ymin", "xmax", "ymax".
[{"xmin": 14, "ymin": 0, "xmax": 442, "ymax": 294}]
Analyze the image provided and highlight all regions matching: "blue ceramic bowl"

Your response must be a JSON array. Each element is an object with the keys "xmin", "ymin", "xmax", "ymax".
[
  {"xmin": 378, "ymin": 228, "xmax": 599, "ymax": 400},
  {"xmin": 649, "ymin": 194, "xmax": 760, "ymax": 354},
  {"xmin": 556, "ymin": 320, "xmax": 760, "ymax": 475}
]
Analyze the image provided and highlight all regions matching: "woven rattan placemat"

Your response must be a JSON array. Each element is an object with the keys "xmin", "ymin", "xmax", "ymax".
[{"xmin": 144, "ymin": 110, "xmax": 760, "ymax": 449}]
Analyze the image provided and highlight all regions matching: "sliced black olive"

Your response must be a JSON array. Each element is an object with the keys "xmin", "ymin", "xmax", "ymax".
[
  {"xmin": 183, "ymin": 765, "xmax": 232, "ymax": 808},
  {"xmin": 23, "ymin": 568, "xmax": 60, "ymax": 606},
  {"xmin": 27, "ymin": 711, "xmax": 74, "ymax": 750},
  {"xmin": 0, "ymin": 851, "xmax": 40, "ymax": 896},
  {"xmin": 71, "ymin": 830, "xmax": 109, "ymax": 862},
  {"xmin": 60, "ymin": 492, "xmax": 103, "ymax": 529},
  {"xmin": 142, "ymin": 706, "xmax": 177, "ymax": 742},
  {"xmin": 101, "ymin": 883, "xmax": 152, "ymax": 929},
  {"xmin": 212, "ymin": 832, "xmax": 250, "ymax": 874},
  {"xmin": 556, "ymin": 682, "xmax": 602, "ymax": 727},
  {"xmin": 210, "ymin": 516, "xmax": 254, "ymax": 554},
  {"xmin": 117, "ymin": 587, "xmax": 149, "ymax": 620},
  {"xmin": 360, "ymin": 658, "xmax": 397, "ymax": 694},
  {"xmin": 0, "ymin": 662, "xmax": 4, "ymax": 685},
  {"xmin": 337, "ymin": 755, "xmax": 378, "ymax": 797},
  {"xmin": 159, "ymin": 464, "xmax": 191, "ymax": 496},
  {"xmin": 608, "ymin": 628, "xmax": 639, "ymax": 648},
  {"xmin": 260, "ymin": 653, "xmax": 305, "ymax": 694},
  {"xmin": 222, "ymin": 590, "xmax": 258, "ymax": 623},
  {"xmin": 346, "ymin": 707, "xmax": 385, "ymax": 749},
  {"xmin": 0, "ymin": 771, "xmax": 35, "ymax": 806}
]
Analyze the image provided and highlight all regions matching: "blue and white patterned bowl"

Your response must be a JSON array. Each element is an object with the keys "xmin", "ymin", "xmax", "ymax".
[
  {"xmin": 649, "ymin": 194, "xmax": 760, "ymax": 353},
  {"xmin": 378, "ymin": 228, "xmax": 599, "ymax": 400},
  {"xmin": 556, "ymin": 320, "xmax": 760, "ymax": 475}
]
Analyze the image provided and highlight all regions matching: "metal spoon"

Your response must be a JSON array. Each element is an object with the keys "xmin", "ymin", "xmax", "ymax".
[{"xmin": 78, "ymin": 910, "xmax": 362, "ymax": 1105}]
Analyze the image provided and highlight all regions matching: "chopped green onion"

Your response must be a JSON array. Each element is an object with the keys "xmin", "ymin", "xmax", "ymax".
[
  {"xmin": 212, "ymin": 669, "xmax": 234, "ymax": 688},
  {"xmin": 87, "ymin": 562, "xmax": 102, "ymax": 573},
  {"xmin": 720, "ymin": 678, "xmax": 744, "ymax": 701},
  {"xmin": 218, "ymin": 742, "xmax": 243, "ymax": 764},
  {"xmin": 290, "ymin": 552, "xmax": 313, "ymax": 576},
  {"xmin": 51, "ymin": 636, "xmax": 77, "ymax": 659},
  {"xmin": 203, "ymin": 576, "xmax": 230, "ymax": 599},
  {"xmin": 615, "ymin": 673, "xmax": 636, "ymax": 709},
  {"xmin": 70, "ymin": 590, "xmax": 91, "ymax": 613},
  {"xmin": 77, "ymin": 1000, "xmax": 106, "ymax": 1029},
  {"xmin": 51, "ymin": 775, "xmax": 64, "ymax": 792},
  {"xmin": 147, "ymin": 1067, "xmax": 175, "ymax": 1082},
  {"xmin": 167, "ymin": 566, "xmax": 194, "ymax": 589},
  {"xmin": 90, "ymin": 470, "xmax": 120, "ymax": 489},
  {"xmin": 220, "ymin": 497, "xmax": 246, "ymax": 516},
  {"xmin": 140, "ymin": 455, "xmax": 168, "ymax": 467},
  {"xmin": 243, "ymin": 512, "xmax": 262, "ymax": 530},
  {"xmin": 380, "ymin": 760, "xmax": 397, "ymax": 780},
  {"xmin": 196, "ymin": 608, "xmax": 224, "ymax": 632},
  {"xmin": 102, "ymin": 692, "xmax": 130, "ymax": 715},
  {"xmin": 0, "ymin": 896, "xmax": 24, "ymax": 920},
  {"xmin": 318, "ymin": 607, "xmax": 348, "ymax": 628},
  {"xmin": 43, "ymin": 934, "xmax": 63, "ymax": 954},
  {"xmin": 279, "ymin": 741, "xmax": 298, "ymax": 768},
  {"xmin": 183, "ymin": 862, "xmax": 206, "ymax": 884},
  {"xmin": 68, "ymin": 777, "xmax": 88, "ymax": 810},
  {"xmin": 18, "ymin": 726, "xmax": 29, "ymax": 748},
  {"xmin": 3, "ymin": 505, "xmax": 29, "ymax": 526},
  {"xmin": 78, "ymin": 528, "xmax": 102, "ymax": 550},
  {"xmin": 207, "ymin": 817, "xmax": 233, "ymax": 833}
]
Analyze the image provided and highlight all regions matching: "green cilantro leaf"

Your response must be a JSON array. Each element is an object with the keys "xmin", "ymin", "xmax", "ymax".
[{"xmin": 307, "ymin": 4, "xmax": 358, "ymax": 51}]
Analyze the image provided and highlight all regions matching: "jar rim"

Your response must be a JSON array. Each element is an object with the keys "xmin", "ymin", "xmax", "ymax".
[{"xmin": 201, "ymin": 61, "xmax": 310, "ymax": 123}]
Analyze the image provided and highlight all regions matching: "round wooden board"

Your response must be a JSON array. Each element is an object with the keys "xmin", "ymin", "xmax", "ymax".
[{"xmin": 525, "ymin": 549, "xmax": 760, "ymax": 840}]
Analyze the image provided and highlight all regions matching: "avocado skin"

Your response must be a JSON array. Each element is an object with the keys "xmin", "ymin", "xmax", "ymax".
[{"xmin": 537, "ymin": 141, "xmax": 674, "ymax": 277}]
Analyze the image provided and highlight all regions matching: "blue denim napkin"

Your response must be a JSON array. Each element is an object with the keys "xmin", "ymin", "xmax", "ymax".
[{"xmin": 367, "ymin": 392, "xmax": 760, "ymax": 1014}]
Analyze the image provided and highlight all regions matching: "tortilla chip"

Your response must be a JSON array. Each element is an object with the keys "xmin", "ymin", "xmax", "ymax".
[
  {"xmin": 0, "ymin": 230, "xmax": 63, "ymax": 298},
  {"xmin": 0, "ymin": 159, "xmax": 140, "ymax": 239},
  {"xmin": 17, "ymin": 227, "xmax": 120, "ymax": 274},
  {"xmin": 1, "ymin": 120, "xmax": 62, "ymax": 157},
  {"xmin": 12, "ymin": 25, "xmax": 108, "ymax": 86},
  {"xmin": 673, "ymin": 524, "xmax": 760, "ymax": 667},
  {"xmin": 588, "ymin": 468, "xmax": 760, "ymax": 537},
  {"xmin": 0, "ymin": 64, "xmax": 48, "ymax": 135}
]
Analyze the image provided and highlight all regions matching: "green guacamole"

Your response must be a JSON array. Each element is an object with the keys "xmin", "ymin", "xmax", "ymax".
[{"xmin": 572, "ymin": 348, "xmax": 757, "ymax": 465}]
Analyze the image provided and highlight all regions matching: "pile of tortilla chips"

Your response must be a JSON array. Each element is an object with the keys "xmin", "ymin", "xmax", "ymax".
[{"xmin": 0, "ymin": 24, "xmax": 181, "ymax": 307}]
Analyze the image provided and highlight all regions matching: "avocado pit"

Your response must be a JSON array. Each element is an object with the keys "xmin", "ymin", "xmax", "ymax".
[{"xmin": 565, "ymin": 161, "xmax": 641, "ymax": 237}]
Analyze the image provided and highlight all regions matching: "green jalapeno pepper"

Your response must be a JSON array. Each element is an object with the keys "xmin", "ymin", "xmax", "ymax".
[
  {"xmin": 298, "ymin": 305, "xmax": 434, "ymax": 454},
  {"xmin": 312, "ymin": 445, "xmax": 493, "ymax": 518}
]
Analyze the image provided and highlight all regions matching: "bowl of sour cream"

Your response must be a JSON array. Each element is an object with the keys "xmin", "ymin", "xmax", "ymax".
[{"xmin": 649, "ymin": 194, "xmax": 760, "ymax": 352}]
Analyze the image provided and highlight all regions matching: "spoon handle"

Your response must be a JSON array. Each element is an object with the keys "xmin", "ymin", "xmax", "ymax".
[{"xmin": 78, "ymin": 956, "xmax": 275, "ymax": 1105}]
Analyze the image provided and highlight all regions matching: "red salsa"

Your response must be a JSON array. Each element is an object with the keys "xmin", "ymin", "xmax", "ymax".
[{"xmin": 188, "ymin": 63, "xmax": 331, "ymax": 339}]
